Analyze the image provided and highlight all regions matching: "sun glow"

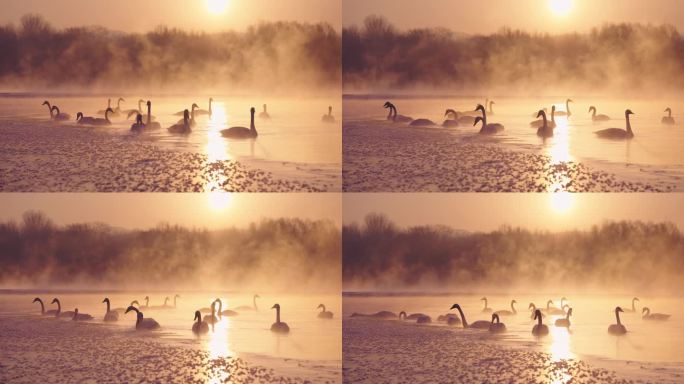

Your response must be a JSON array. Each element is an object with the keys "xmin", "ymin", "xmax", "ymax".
[
  {"xmin": 550, "ymin": 192, "xmax": 575, "ymax": 214},
  {"xmin": 549, "ymin": 0, "xmax": 573, "ymax": 16},
  {"xmin": 208, "ymin": 192, "xmax": 233, "ymax": 211},
  {"xmin": 206, "ymin": 0, "xmax": 229, "ymax": 15}
]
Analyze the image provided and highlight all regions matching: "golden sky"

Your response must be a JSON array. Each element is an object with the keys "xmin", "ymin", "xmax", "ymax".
[
  {"xmin": 343, "ymin": 0, "xmax": 684, "ymax": 34},
  {"xmin": 0, "ymin": 0, "xmax": 341, "ymax": 32},
  {"xmin": 0, "ymin": 193, "xmax": 342, "ymax": 229},
  {"xmin": 343, "ymin": 193, "xmax": 684, "ymax": 232}
]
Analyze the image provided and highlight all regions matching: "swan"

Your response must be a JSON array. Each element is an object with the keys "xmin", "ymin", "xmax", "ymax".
[
  {"xmin": 271, "ymin": 303, "xmax": 290, "ymax": 333},
  {"xmin": 530, "ymin": 106, "xmax": 556, "ymax": 128},
  {"xmin": 489, "ymin": 314, "xmax": 506, "ymax": 333},
  {"xmin": 203, "ymin": 302, "xmax": 219, "ymax": 324},
  {"xmin": 77, "ymin": 108, "xmax": 113, "ymax": 126},
  {"xmin": 444, "ymin": 109, "xmax": 476, "ymax": 126},
  {"xmin": 168, "ymin": 109, "xmax": 191, "ymax": 134},
  {"xmin": 172, "ymin": 294, "xmax": 180, "ymax": 308},
  {"xmin": 176, "ymin": 103, "xmax": 199, "ymax": 128},
  {"xmin": 317, "ymin": 304, "xmax": 334, "ymax": 319},
  {"xmin": 474, "ymin": 104, "xmax": 504, "ymax": 134},
  {"xmin": 72, "ymin": 308, "xmax": 94, "ymax": 321},
  {"xmin": 50, "ymin": 106, "xmax": 71, "ymax": 121},
  {"xmin": 96, "ymin": 99, "xmax": 112, "ymax": 115},
  {"xmin": 595, "ymin": 110, "xmax": 635, "ymax": 140},
  {"xmin": 481, "ymin": 297, "xmax": 493, "ymax": 313},
  {"xmin": 124, "ymin": 99, "xmax": 146, "ymax": 117},
  {"xmin": 233, "ymin": 294, "xmax": 260, "ymax": 311},
  {"xmin": 194, "ymin": 98, "xmax": 213, "ymax": 117},
  {"xmin": 560, "ymin": 297, "xmax": 568, "ymax": 308},
  {"xmin": 532, "ymin": 107, "xmax": 548, "ymax": 117},
  {"xmin": 383, "ymin": 102, "xmax": 413, "ymax": 123},
  {"xmin": 43, "ymin": 101, "xmax": 55, "ymax": 119},
  {"xmin": 144, "ymin": 101, "xmax": 161, "ymax": 130},
  {"xmin": 51, "ymin": 298, "xmax": 75, "ymax": 318},
  {"xmin": 102, "ymin": 298, "xmax": 119, "ymax": 322},
  {"xmin": 642, "ymin": 307, "xmax": 670, "ymax": 321},
  {"xmin": 442, "ymin": 109, "xmax": 459, "ymax": 127},
  {"xmin": 624, "ymin": 297, "xmax": 639, "ymax": 313},
  {"xmin": 554, "ymin": 99, "xmax": 573, "ymax": 116},
  {"xmin": 113, "ymin": 300, "xmax": 139, "ymax": 314},
  {"xmin": 545, "ymin": 300, "xmax": 566, "ymax": 316},
  {"xmin": 437, "ymin": 313, "xmax": 462, "ymax": 325},
  {"xmin": 140, "ymin": 296, "xmax": 150, "ymax": 309},
  {"xmin": 608, "ymin": 307, "xmax": 627, "ymax": 335},
  {"xmin": 192, "ymin": 310, "xmax": 210, "ymax": 334},
  {"xmin": 125, "ymin": 306, "xmax": 160, "ymax": 330},
  {"xmin": 487, "ymin": 100, "xmax": 495, "ymax": 115},
  {"xmin": 221, "ymin": 107, "xmax": 257, "ymax": 139},
  {"xmin": 130, "ymin": 113, "xmax": 146, "ymax": 131},
  {"xmin": 322, "ymin": 106, "xmax": 335, "ymax": 123},
  {"xmin": 532, "ymin": 309, "xmax": 549, "ymax": 336},
  {"xmin": 450, "ymin": 303, "xmax": 490, "ymax": 329},
  {"xmin": 113, "ymin": 97, "xmax": 125, "ymax": 115},
  {"xmin": 260, "ymin": 104, "xmax": 271, "ymax": 120},
  {"xmin": 494, "ymin": 300, "xmax": 517, "ymax": 316},
  {"xmin": 399, "ymin": 311, "xmax": 431, "ymax": 324},
  {"xmin": 589, "ymin": 106, "xmax": 610, "ymax": 121},
  {"xmin": 555, "ymin": 308, "xmax": 572, "ymax": 328},
  {"xmin": 662, "ymin": 108, "xmax": 676, "ymax": 125},
  {"xmin": 33, "ymin": 297, "xmax": 58, "ymax": 316},
  {"xmin": 409, "ymin": 118, "xmax": 436, "ymax": 127},
  {"xmin": 535, "ymin": 110, "xmax": 554, "ymax": 138},
  {"xmin": 214, "ymin": 298, "xmax": 238, "ymax": 317},
  {"xmin": 528, "ymin": 303, "xmax": 544, "ymax": 319},
  {"xmin": 350, "ymin": 311, "xmax": 397, "ymax": 319}
]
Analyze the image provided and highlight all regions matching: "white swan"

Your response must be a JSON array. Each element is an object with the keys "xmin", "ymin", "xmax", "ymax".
[
  {"xmin": 271, "ymin": 303, "xmax": 290, "ymax": 333},
  {"xmin": 96, "ymin": 99, "xmax": 112, "ymax": 115},
  {"xmin": 530, "ymin": 106, "xmax": 556, "ymax": 128},
  {"xmin": 214, "ymin": 298, "xmax": 239, "ymax": 317},
  {"xmin": 489, "ymin": 314, "xmax": 506, "ymax": 333},
  {"xmin": 176, "ymin": 103, "xmax": 199, "ymax": 128},
  {"xmin": 494, "ymin": 300, "xmax": 517, "ymax": 316},
  {"xmin": 202, "ymin": 301, "xmax": 219, "ymax": 324},
  {"xmin": 623, "ymin": 297, "xmax": 639, "ymax": 313},
  {"xmin": 554, "ymin": 99, "xmax": 573, "ymax": 116},
  {"xmin": 102, "ymin": 298, "xmax": 119, "ymax": 322},
  {"xmin": 77, "ymin": 108, "xmax": 113, "ymax": 126},
  {"xmin": 51, "ymin": 298, "xmax": 75, "ymax": 318},
  {"xmin": 535, "ymin": 110, "xmax": 554, "ymax": 138},
  {"xmin": 33, "ymin": 297, "xmax": 58, "ymax": 316},
  {"xmin": 383, "ymin": 102, "xmax": 413, "ymax": 123},
  {"xmin": 317, "ymin": 304, "xmax": 334, "ymax": 319},
  {"xmin": 260, "ymin": 104, "xmax": 271, "ymax": 120},
  {"xmin": 50, "ymin": 106, "xmax": 71, "ymax": 121},
  {"xmin": 322, "ymin": 106, "xmax": 335, "ymax": 123},
  {"xmin": 642, "ymin": 307, "xmax": 670, "ymax": 321},
  {"xmin": 221, "ymin": 107, "xmax": 257, "ymax": 139},
  {"xmin": 608, "ymin": 306, "xmax": 627, "ymax": 335},
  {"xmin": 473, "ymin": 104, "xmax": 504, "ymax": 134},
  {"xmin": 555, "ymin": 307, "xmax": 572, "ymax": 327},
  {"xmin": 130, "ymin": 113, "xmax": 146, "ymax": 131},
  {"xmin": 532, "ymin": 309, "xmax": 549, "ymax": 336},
  {"xmin": 450, "ymin": 303, "xmax": 490, "ymax": 329},
  {"xmin": 192, "ymin": 310, "xmax": 209, "ymax": 334},
  {"xmin": 234, "ymin": 294, "xmax": 260, "ymax": 312},
  {"xmin": 481, "ymin": 297, "xmax": 493, "ymax": 313},
  {"xmin": 662, "ymin": 108, "xmax": 676, "ymax": 125},
  {"xmin": 589, "ymin": 106, "xmax": 610, "ymax": 121},
  {"xmin": 72, "ymin": 308, "xmax": 94, "ymax": 321},
  {"xmin": 168, "ymin": 109, "xmax": 191, "ymax": 134},
  {"xmin": 125, "ymin": 306, "xmax": 160, "ymax": 330}
]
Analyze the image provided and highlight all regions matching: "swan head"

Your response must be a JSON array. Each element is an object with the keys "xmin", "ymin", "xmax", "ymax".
[
  {"xmin": 33, "ymin": 297, "xmax": 41, "ymax": 303},
  {"xmin": 632, "ymin": 297, "xmax": 639, "ymax": 302},
  {"xmin": 105, "ymin": 107, "xmax": 114, "ymax": 114},
  {"xmin": 665, "ymin": 107, "xmax": 671, "ymax": 113},
  {"xmin": 561, "ymin": 296, "xmax": 568, "ymax": 302},
  {"xmin": 164, "ymin": 297, "xmax": 170, "ymax": 304},
  {"xmin": 626, "ymin": 109, "xmax": 634, "ymax": 116},
  {"xmin": 102, "ymin": 298, "xmax": 110, "ymax": 304},
  {"xmin": 118, "ymin": 97, "xmax": 125, "ymax": 103},
  {"xmin": 175, "ymin": 294, "xmax": 181, "ymax": 299},
  {"xmin": 567, "ymin": 99, "xmax": 573, "ymax": 103},
  {"xmin": 551, "ymin": 105, "xmax": 556, "ymax": 112},
  {"xmin": 271, "ymin": 303, "xmax": 281, "ymax": 310},
  {"xmin": 475, "ymin": 104, "xmax": 485, "ymax": 113},
  {"xmin": 42, "ymin": 101, "xmax": 50, "ymax": 106},
  {"xmin": 125, "ymin": 305, "xmax": 140, "ymax": 315},
  {"xmin": 491, "ymin": 314, "xmax": 500, "ymax": 323},
  {"xmin": 511, "ymin": 300, "xmax": 517, "ymax": 305},
  {"xmin": 615, "ymin": 306, "xmax": 624, "ymax": 313},
  {"xmin": 130, "ymin": 300, "xmax": 140, "ymax": 307},
  {"xmin": 77, "ymin": 112, "xmax": 83, "ymax": 121},
  {"xmin": 536, "ymin": 110, "xmax": 546, "ymax": 119},
  {"xmin": 642, "ymin": 307, "xmax": 649, "ymax": 314},
  {"xmin": 528, "ymin": 303, "xmax": 535, "ymax": 310},
  {"xmin": 383, "ymin": 101, "xmax": 392, "ymax": 109},
  {"xmin": 138, "ymin": 99, "xmax": 145, "ymax": 103},
  {"xmin": 547, "ymin": 300, "xmax": 554, "ymax": 307},
  {"xmin": 194, "ymin": 311, "xmax": 202, "ymax": 321},
  {"xmin": 399, "ymin": 311, "xmax": 407, "ymax": 320},
  {"xmin": 534, "ymin": 309, "xmax": 542, "ymax": 320},
  {"xmin": 250, "ymin": 107, "xmax": 256, "ymax": 115},
  {"xmin": 147, "ymin": 100, "xmax": 152, "ymax": 107},
  {"xmin": 192, "ymin": 103, "xmax": 199, "ymax": 110},
  {"xmin": 473, "ymin": 116, "xmax": 483, "ymax": 126},
  {"xmin": 51, "ymin": 298, "xmax": 59, "ymax": 304},
  {"xmin": 566, "ymin": 308, "xmax": 573, "ymax": 316},
  {"xmin": 144, "ymin": 295, "xmax": 149, "ymax": 301},
  {"xmin": 254, "ymin": 294, "xmax": 260, "ymax": 299},
  {"xmin": 317, "ymin": 304, "xmax": 325, "ymax": 310},
  {"xmin": 588, "ymin": 106, "xmax": 596, "ymax": 113},
  {"xmin": 490, "ymin": 100, "xmax": 495, "ymax": 105},
  {"xmin": 450, "ymin": 303, "xmax": 461, "ymax": 310}
]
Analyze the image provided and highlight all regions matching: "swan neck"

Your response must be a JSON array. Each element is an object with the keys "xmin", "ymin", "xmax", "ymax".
[
  {"xmin": 456, "ymin": 306, "xmax": 467, "ymax": 327},
  {"xmin": 251, "ymin": 110, "xmax": 256, "ymax": 132},
  {"xmin": 253, "ymin": 295, "xmax": 257, "ymax": 309},
  {"xmin": 37, "ymin": 299, "xmax": 44, "ymax": 313},
  {"xmin": 147, "ymin": 104, "xmax": 152, "ymax": 124},
  {"xmin": 106, "ymin": 300, "xmax": 110, "ymax": 313},
  {"xmin": 537, "ymin": 314, "xmax": 542, "ymax": 326},
  {"xmin": 276, "ymin": 307, "xmax": 281, "ymax": 323},
  {"xmin": 566, "ymin": 100, "xmax": 571, "ymax": 114},
  {"xmin": 626, "ymin": 114, "xmax": 632, "ymax": 134},
  {"xmin": 668, "ymin": 109, "xmax": 672, "ymax": 118},
  {"xmin": 616, "ymin": 309, "xmax": 621, "ymax": 325}
]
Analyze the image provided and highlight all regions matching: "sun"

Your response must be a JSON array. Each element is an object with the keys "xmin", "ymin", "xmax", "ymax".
[
  {"xmin": 208, "ymin": 192, "xmax": 233, "ymax": 211},
  {"xmin": 549, "ymin": 0, "xmax": 573, "ymax": 16},
  {"xmin": 206, "ymin": 0, "xmax": 229, "ymax": 15},
  {"xmin": 550, "ymin": 192, "xmax": 575, "ymax": 214}
]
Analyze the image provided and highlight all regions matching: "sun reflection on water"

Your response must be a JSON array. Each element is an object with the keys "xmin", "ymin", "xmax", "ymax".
[
  {"xmin": 204, "ymin": 102, "xmax": 231, "ymax": 191},
  {"xmin": 205, "ymin": 314, "xmax": 235, "ymax": 384},
  {"xmin": 547, "ymin": 117, "xmax": 573, "ymax": 165}
]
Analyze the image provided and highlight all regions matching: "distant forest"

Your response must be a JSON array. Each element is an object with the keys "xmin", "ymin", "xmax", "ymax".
[
  {"xmin": 0, "ymin": 211, "xmax": 341, "ymax": 291},
  {"xmin": 343, "ymin": 214, "xmax": 684, "ymax": 292},
  {"xmin": 0, "ymin": 14, "xmax": 340, "ymax": 91},
  {"xmin": 343, "ymin": 16, "xmax": 684, "ymax": 93}
]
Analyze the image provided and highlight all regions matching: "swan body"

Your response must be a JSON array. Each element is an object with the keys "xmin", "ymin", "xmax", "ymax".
[
  {"xmin": 409, "ymin": 118, "xmax": 436, "ymax": 127},
  {"xmin": 662, "ymin": 108, "xmax": 675, "ymax": 125},
  {"xmin": 530, "ymin": 105, "xmax": 556, "ymax": 129},
  {"xmin": 233, "ymin": 294, "xmax": 260, "ymax": 312},
  {"xmin": 350, "ymin": 311, "xmax": 397, "ymax": 319},
  {"xmin": 442, "ymin": 109, "xmax": 459, "ymax": 127},
  {"xmin": 77, "ymin": 109, "xmax": 113, "ymax": 126},
  {"xmin": 102, "ymin": 298, "xmax": 119, "ymax": 322},
  {"xmin": 72, "ymin": 308, "xmax": 93, "ymax": 321},
  {"xmin": 322, "ymin": 106, "xmax": 335, "ymax": 123},
  {"xmin": 214, "ymin": 298, "xmax": 238, "ymax": 317},
  {"xmin": 642, "ymin": 307, "xmax": 670, "ymax": 321},
  {"xmin": 589, "ymin": 106, "xmax": 610, "ymax": 121},
  {"xmin": 437, "ymin": 313, "xmax": 462, "ymax": 325},
  {"xmin": 194, "ymin": 98, "xmax": 213, "ymax": 117},
  {"xmin": 203, "ymin": 302, "xmax": 219, "ymax": 324},
  {"xmin": 608, "ymin": 307, "xmax": 627, "ymax": 335},
  {"xmin": 624, "ymin": 297, "xmax": 639, "ymax": 313},
  {"xmin": 192, "ymin": 311, "xmax": 210, "ymax": 334},
  {"xmin": 317, "ymin": 304, "xmax": 334, "ymax": 319},
  {"xmin": 554, "ymin": 99, "xmax": 573, "ymax": 116},
  {"xmin": 399, "ymin": 311, "xmax": 431, "ymax": 324},
  {"xmin": 535, "ymin": 110, "xmax": 554, "ymax": 138},
  {"xmin": 125, "ymin": 306, "xmax": 160, "ymax": 330},
  {"xmin": 168, "ymin": 109, "xmax": 191, "ymax": 134},
  {"xmin": 51, "ymin": 298, "xmax": 75, "ymax": 318},
  {"xmin": 555, "ymin": 308, "xmax": 572, "ymax": 327},
  {"xmin": 532, "ymin": 309, "xmax": 549, "ymax": 336},
  {"xmin": 260, "ymin": 104, "xmax": 271, "ymax": 120},
  {"xmin": 450, "ymin": 303, "xmax": 490, "ymax": 329},
  {"xmin": 487, "ymin": 100, "xmax": 496, "ymax": 115},
  {"xmin": 130, "ymin": 113, "xmax": 146, "ymax": 131},
  {"xmin": 176, "ymin": 103, "xmax": 199, "ymax": 128},
  {"xmin": 489, "ymin": 314, "xmax": 506, "ymax": 333},
  {"xmin": 481, "ymin": 297, "xmax": 493, "ymax": 313},
  {"xmin": 494, "ymin": 300, "xmax": 518, "ymax": 316},
  {"xmin": 221, "ymin": 107, "xmax": 257, "ymax": 139},
  {"xmin": 595, "ymin": 109, "xmax": 634, "ymax": 140},
  {"xmin": 33, "ymin": 297, "xmax": 58, "ymax": 316},
  {"xmin": 50, "ymin": 106, "xmax": 70, "ymax": 121},
  {"xmin": 383, "ymin": 102, "xmax": 413, "ymax": 123},
  {"xmin": 474, "ymin": 104, "xmax": 504, "ymax": 134},
  {"xmin": 271, "ymin": 303, "xmax": 290, "ymax": 333}
]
